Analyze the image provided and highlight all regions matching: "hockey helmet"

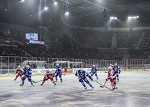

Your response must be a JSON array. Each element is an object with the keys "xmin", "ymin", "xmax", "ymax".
[
  {"xmin": 93, "ymin": 65, "xmax": 95, "ymax": 67},
  {"xmin": 18, "ymin": 65, "xmax": 21, "ymax": 68},
  {"xmin": 114, "ymin": 63, "xmax": 117, "ymax": 66},
  {"xmin": 108, "ymin": 67, "xmax": 112, "ymax": 70},
  {"xmin": 26, "ymin": 65, "xmax": 30, "ymax": 68},
  {"xmin": 80, "ymin": 69, "xmax": 83, "ymax": 72}
]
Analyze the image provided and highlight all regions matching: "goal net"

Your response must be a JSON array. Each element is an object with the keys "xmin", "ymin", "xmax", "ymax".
[{"xmin": 21, "ymin": 60, "xmax": 46, "ymax": 69}]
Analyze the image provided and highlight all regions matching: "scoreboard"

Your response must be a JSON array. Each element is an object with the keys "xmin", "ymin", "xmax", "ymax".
[{"xmin": 25, "ymin": 33, "xmax": 38, "ymax": 41}]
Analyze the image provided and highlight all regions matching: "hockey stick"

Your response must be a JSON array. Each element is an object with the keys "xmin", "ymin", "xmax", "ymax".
[
  {"xmin": 95, "ymin": 81, "xmax": 112, "ymax": 90},
  {"xmin": 32, "ymin": 80, "xmax": 43, "ymax": 83},
  {"xmin": 100, "ymin": 80, "xmax": 107, "ymax": 88},
  {"xmin": 95, "ymin": 81, "xmax": 106, "ymax": 88}
]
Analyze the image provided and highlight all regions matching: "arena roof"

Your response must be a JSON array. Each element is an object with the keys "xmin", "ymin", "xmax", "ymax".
[
  {"xmin": 57, "ymin": 0, "xmax": 150, "ymax": 16},
  {"xmin": 0, "ymin": 0, "xmax": 150, "ymax": 28}
]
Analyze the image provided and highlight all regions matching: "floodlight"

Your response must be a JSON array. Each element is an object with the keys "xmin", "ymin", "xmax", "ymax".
[
  {"xmin": 110, "ymin": 17, "xmax": 117, "ymax": 20},
  {"xmin": 21, "ymin": 0, "xmax": 25, "ymax": 3},
  {"xmin": 65, "ymin": 11, "xmax": 69, "ymax": 16},
  {"xmin": 44, "ymin": 6, "xmax": 48, "ymax": 11},
  {"xmin": 128, "ymin": 16, "xmax": 139, "ymax": 19},
  {"xmin": 54, "ymin": 2, "xmax": 57, "ymax": 6},
  {"xmin": 128, "ymin": 16, "xmax": 131, "ymax": 19}
]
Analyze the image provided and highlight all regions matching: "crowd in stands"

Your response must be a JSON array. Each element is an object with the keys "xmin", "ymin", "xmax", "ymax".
[
  {"xmin": 0, "ymin": 44, "xmax": 28, "ymax": 56},
  {"xmin": 0, "ymin": 29, "xmax": 149, "ymax": 60},
  {"xmin": 0, "ymin": 41, "xmax": 149, "ymax": 60},
  {"xmin": 70, "ymin": 28, "xmax": 112, "ymax": 49},
  {"xmin": 138, "ymin": 31, "xmax": 150, "ymax": 49},
  {"xmin": 129, "ymin": 49, "xmax": 150, "ymax": 59}
]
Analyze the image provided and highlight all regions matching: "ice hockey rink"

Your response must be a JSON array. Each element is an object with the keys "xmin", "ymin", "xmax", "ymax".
[{"xmin": 0, "ymin": 71, "xmax": 150, "ymax": 107}]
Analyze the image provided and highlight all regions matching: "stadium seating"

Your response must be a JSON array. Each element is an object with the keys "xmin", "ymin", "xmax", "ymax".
[{"xmin": 0, "ymin": 30, "xmax": 149, "ymax": 59}]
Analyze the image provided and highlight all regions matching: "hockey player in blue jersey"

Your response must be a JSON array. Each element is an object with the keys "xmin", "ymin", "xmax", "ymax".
[
  {"xmin": 20, "ymin": 65, "xmax": 34, "ymax": 86},
  {"xmin": 75, "ymin": 68, "xmax": 94, "ymax": 89},
  {"xmin": 90, "ymin": 65, "xmax": 98, "ymax": 80},
  {"xmin": 55, "ymin": 64, "xmax": 63, "ymax": 82},
  {"xmin": 113, "ymin": 63, "xmax": 121, "ymax": 82}
]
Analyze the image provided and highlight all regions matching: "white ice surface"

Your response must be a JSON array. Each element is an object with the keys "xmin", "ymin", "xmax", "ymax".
[{"xmin": 0, "ymin": 72, "xmax": 150, "ymax": 107}]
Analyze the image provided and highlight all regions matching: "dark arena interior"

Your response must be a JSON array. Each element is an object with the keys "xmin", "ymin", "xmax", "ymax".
[{"xmin": 0, "ymin": 0, "xmax": 150, "ymax": 107}]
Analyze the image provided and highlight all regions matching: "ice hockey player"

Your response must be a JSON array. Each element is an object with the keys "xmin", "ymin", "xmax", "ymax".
[
  {"xmin": 106, "ymin": 67, "xmax": 117, "ymax": 90},
  {"xmin": 20, "ymin": 65, "xmax": 34, "ymax": 86},
  {"xmin": 55, "ymin": 64, "xmax": 63, "ymax": 82},
  {"xmin": 75, "ymin": 68, "xmax": 94, "ymax": 89},
  {"xmin": 41, "ymin": 70, "xmax": 56, "ymax": 86},
  {"xmin": 109, "ymin": 64, "xmax": 114, "ymax": 68},
  {"xmin": 113, "ymin": 63, "xmax": 121, "ymax": 82},
  {"xmin": 90, "ymin": 65, "xmax": 98, "ymax": 80},
  {"xmin": 14, "ymin": 65, "xmax": 23, "ymax": 81}
]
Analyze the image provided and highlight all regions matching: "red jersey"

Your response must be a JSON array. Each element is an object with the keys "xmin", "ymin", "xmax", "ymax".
[
  {"xmin": 44, "ymin": 72, "xmax": 55, "ymax": 78},
  {"xmin": 16, "ymin": 68, "xmax": 23, "ymax": 74},
  {"xmin": 107, "ymin": 70, "xmax": 116, "ymax": 79}
]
